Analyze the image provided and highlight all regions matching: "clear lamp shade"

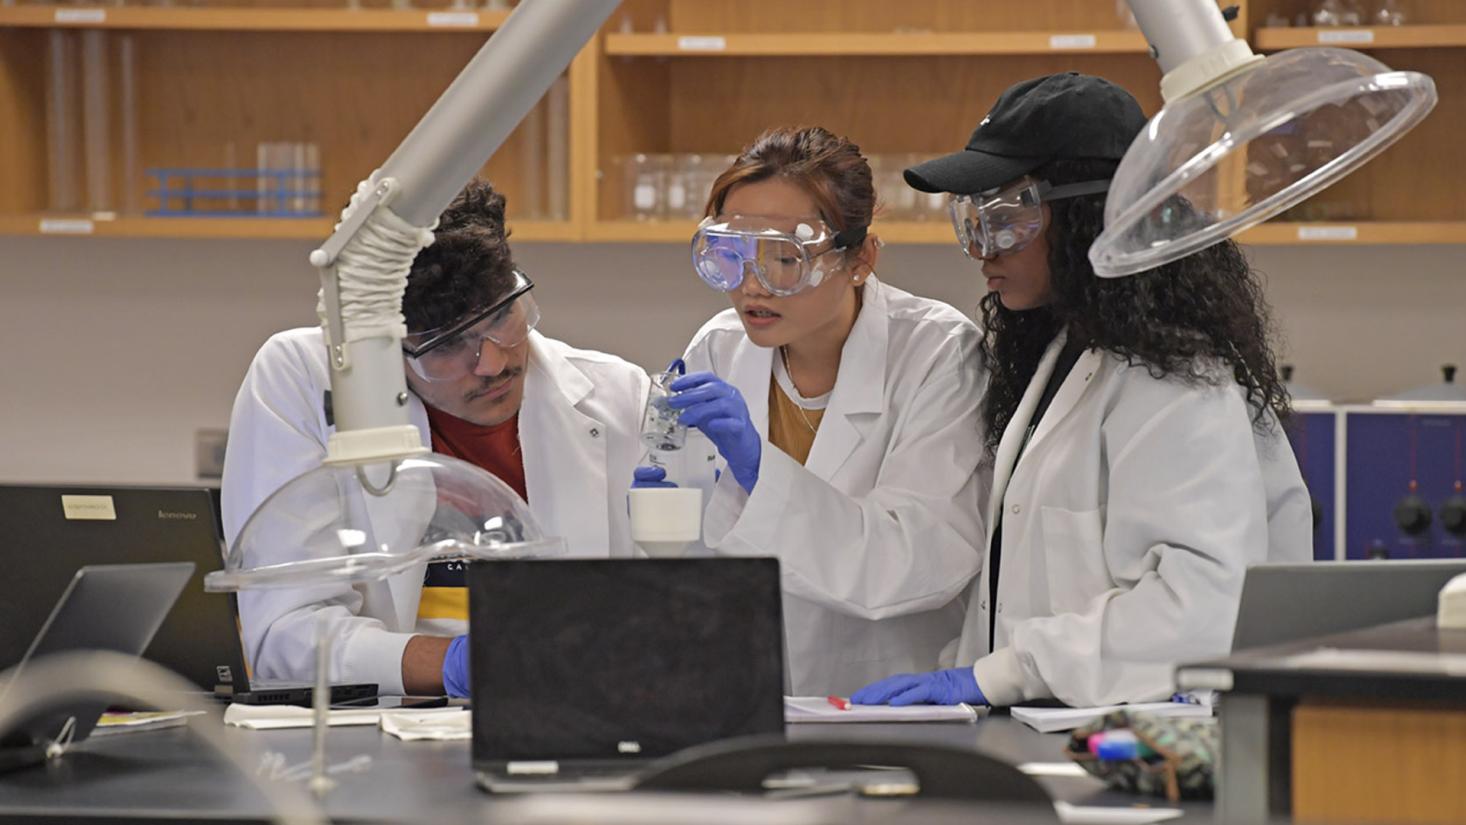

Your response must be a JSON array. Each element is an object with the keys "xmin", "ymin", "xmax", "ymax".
[
  {"xmin": 205, "ymin": 453, "xmax": 565, "ymax": 592},
  {"xmin": 1090, "ymin": 48, "xmax": 1437, "ymax": 277}
]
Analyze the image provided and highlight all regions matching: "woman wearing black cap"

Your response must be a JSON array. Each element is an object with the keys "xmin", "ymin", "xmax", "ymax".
[{"xmin": 852, "ymin": 72, "xmax": 1312, "ymax": 709}]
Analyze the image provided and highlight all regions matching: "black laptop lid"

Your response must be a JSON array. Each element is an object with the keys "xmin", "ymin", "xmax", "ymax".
[
  {"xmin": 0, "ymin": 485, "xmax": 246, "ymax": 691},
  {"xmin": 470, "ymin": 558, "xmax": 785, "ymax": 764}
]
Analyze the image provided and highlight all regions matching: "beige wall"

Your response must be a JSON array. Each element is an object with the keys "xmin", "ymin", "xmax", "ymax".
[{"xmin": 2, "ymin": 236, "xmax": 1462, "ymax": 486}]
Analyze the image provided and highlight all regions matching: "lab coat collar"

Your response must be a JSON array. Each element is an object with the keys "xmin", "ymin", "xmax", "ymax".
[
  {"xmin": 722, "ymin": 278, "xmax": 887, "ymax": 479},
  {"xmin": 984, "ymin": 329, "xmax": 1101, "ymax": 534},
  {"xmin": 519, "ymin": 332, "xmax": 611, "ymax": 558},
  {"xmin": 525, "ymin": 331, "xmax": 594, "ymax": 408},
  {"xmin": 799, "ymin": 277, "xmax": 887, "ymax": 479}
]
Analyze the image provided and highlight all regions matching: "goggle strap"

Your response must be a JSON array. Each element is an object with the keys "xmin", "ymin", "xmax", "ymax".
[
  {"xmin": 1042, "ymin": 179, "xmax": 1112, "ymax": 201},
  {"xmin": 832, "ymin": 224, "xmax": 868, "ymax": 251}
]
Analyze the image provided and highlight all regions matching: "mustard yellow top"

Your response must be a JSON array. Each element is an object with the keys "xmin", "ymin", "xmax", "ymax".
[{"xmin": 768, "ymin": 378, "xmax": 826, "ymax": 465}]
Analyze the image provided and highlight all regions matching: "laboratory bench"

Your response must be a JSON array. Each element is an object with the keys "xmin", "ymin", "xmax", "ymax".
[
  {"xmin": 1182, "ymin": 616, "xmax": 1466, "ymax": 825},
  {"xmin": 0, "ymin": 714, "xmax": 1209, "ymax": 824}
]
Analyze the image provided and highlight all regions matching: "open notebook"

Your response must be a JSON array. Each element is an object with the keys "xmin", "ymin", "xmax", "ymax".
[{"xmin": 1011, "ymin": 698, "xmax": 1212, "ymax": 734}]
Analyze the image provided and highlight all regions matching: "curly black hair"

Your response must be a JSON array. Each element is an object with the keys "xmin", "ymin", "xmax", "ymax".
[
  {"xmin": 402, "ymin": 178, "xmax": 518, "ymax": 334},
  {"xmin": 977, "ymin": 158, "xmax": 1291, "ymax": 453}
]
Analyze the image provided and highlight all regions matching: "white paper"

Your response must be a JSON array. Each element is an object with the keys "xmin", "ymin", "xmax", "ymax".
[
  {"xmin": 1019, "ymin": 762, "xmax": 1093, "ymax": 778},
  {"xmin": 1011, "ymin": 700, "xmax": 1212, "ymax": 734},
  {"xmin": 223, "ymin": 702, "xmax": 461, "ymax": 730},
  {"xmin": 1054, "ymin": 801, "xmax": 1183, "ymax": 824},
  {"xmin": 784, "ymin": 696, "xmax": 981, "ymax": 724},
  {"xmin": 380, "ymin": 709, "xmax": 472, "ymax": 741}
]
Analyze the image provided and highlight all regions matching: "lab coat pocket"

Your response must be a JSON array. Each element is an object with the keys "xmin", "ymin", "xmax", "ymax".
[{"xmin": 1040, "ymin": 506, "xmax": 1110, "ymax": 615}]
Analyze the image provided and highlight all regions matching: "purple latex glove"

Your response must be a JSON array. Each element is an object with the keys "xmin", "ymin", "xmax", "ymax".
[
  {"xmin": 850, "ymin": 668, "xmax": 988, "ymax": 706},
  {"xmin": 667, "ymin": 372, "xmax": 760, "ymax": 493}
]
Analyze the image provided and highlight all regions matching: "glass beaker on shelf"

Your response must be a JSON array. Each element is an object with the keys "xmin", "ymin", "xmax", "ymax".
[
  {"xmin": 1373, "ymin": 0, "xmax": 1406, "ymax": 25},
  {"xmin": 1312, "ymin": 0, "xmax": 1363, "ymax": 26},
  {"xmin": 623, "ymin": 153, "xmax": 666, "ymax": 221}
]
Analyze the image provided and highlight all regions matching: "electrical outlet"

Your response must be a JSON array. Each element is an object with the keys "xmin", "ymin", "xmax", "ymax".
[{"xmin": 196, "ymin": 429, "xmax": 228, "ymax": 480}]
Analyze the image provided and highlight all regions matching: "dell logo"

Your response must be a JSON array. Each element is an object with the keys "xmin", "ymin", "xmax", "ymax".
[
  {"xmin": 158, "ymin": 510, "xmax": 199, "ymax": 520},
  {"xmin": 617, "ymin": 741, "xmax": 642, "ymax": 754}
]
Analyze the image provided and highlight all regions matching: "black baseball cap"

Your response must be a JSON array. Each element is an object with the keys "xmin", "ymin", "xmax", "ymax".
[{"xmin": 905, "ymin": 72, "xmax": 1148, "ymax": 195}]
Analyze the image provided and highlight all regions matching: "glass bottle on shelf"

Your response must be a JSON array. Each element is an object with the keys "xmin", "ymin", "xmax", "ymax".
[
  {"xmin": 1312, "ymin": 0, "xmax": 1363, "ymax": 26},
  {"xmin": 1373, "ymin": 0, "xmax": 1407, "ymax": 26},
  {"xmin": 625, "ymin": 154, "xmax": 665, "ymax": 221},
  {"xmin": 664, "ymin": 155, "xmax": 690, "ymax": 220}
]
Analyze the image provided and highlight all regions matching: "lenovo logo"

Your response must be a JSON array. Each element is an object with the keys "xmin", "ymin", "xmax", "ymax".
[{"xmin": 158, "ymin": 510, "xmax": 199, "ymax": 521}]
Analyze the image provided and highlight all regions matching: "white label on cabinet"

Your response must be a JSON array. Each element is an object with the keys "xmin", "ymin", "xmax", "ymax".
[
  {"xmin": 426, "ymin": 12, "xmax": 479, "ymax": 27},
  {"xmin": 55, "ymin": 8, "xmax": 107, "ymax": 23},
  {"xmin": 677, "ymin": 36, "xmax": 727, "ymax": 51},
  {"xmin": 39, "ymin": 218, "xmax": 95, "ymax": 235},
  {"xmin": 1297, "ymin": 225, "xmax": 1358, "ymax": 241},
  {"xmin": 1318, "ymin": 29, "xmax": 1375, "ymax": 44},
  {"xmin": 1049, "ymin": 34, "xmax": 1098, "ymax": 50}
]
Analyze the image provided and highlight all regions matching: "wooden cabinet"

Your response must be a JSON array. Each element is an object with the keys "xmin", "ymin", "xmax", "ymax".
[{"xmin": 2, "ymin": 0, "xmax": 1463, "ymax": 245}]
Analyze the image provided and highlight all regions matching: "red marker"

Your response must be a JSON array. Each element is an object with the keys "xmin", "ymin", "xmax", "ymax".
[{"xmin": 827, "ymin": 695, "xmax": 852, "ymax": 711}]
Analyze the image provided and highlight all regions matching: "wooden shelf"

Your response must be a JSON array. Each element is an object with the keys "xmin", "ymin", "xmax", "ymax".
[
  {"xmin": 1237, "ymin": 221, "xmax": 1466, "ymax": 245},
  {"xmin": 15, "ymin": 216, "xmax": 1453, "ymax": 246},
  {"xmin": 1255, "ymin": 24, "xmax": 1466, "ymax": 50},
  {"xmin": 604, "ymin": 30, "xmax": 1152, "ymax": 57},
  {"xmin": 0, "ymin": 5, "xmax": 509, "ymax": 32},
  {"xmin": 0, "ymin": 214, "xmax": 578, "ymax": 241}
]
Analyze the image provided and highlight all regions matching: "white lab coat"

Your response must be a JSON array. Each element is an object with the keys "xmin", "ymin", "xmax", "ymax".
[
  {"xmin": 684, "ymin": 277, "xmax": 988, "ymax": 696},
  {"xmin": 221, "ymin": 326, "xmax": 648, "ymax": 694},
  {"xmin": 956, "ymin": 332, "xmax": 1312, "ymax": 707}
]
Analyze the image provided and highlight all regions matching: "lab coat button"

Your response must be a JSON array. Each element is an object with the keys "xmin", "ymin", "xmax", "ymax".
[
  {"xmin": 1011, "ymin": 504, "xmax": 1021, "ymax": 515},
  {"xmin": 997, "ymin": 603, "xmax": 1004, "ymax": 613},
  {"xmin": 589, "ymin": 427, "xmax": 600, "ymax": 438},
  {"xmin": 980, "ymin": 600, "xmax": 987, "ymax": 610}
]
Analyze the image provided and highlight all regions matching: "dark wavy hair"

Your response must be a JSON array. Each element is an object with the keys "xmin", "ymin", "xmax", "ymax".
[
  {"xmin": 402, "ymin": 178, "xmax": 518, "ymax": 334},
  {"xmin": 978, "ymin": 158, "xmax": 1291, "ymax": 452}
]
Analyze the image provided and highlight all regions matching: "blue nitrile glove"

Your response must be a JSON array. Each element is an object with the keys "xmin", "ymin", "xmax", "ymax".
[
  {"xmin": 442, "ymin": 634, "xmax": 471, "ymax": 698},
  {"xmin": 667, "ymin": 372, "xmax": 760, "ymax": 493},
  {"xmin": 632, "ymin": 466, "xmax": 678, "ymax": 488},
  {"xmin": 850, "ymin": 668, "xmax": 988, "ymax": 707}
]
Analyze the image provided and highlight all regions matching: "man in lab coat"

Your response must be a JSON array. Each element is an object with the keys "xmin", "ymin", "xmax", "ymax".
[{"xmin": 221, "ymin": 180, "xmax": 649, "ymax": 697}]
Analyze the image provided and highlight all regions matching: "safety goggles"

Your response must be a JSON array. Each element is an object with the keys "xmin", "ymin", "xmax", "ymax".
[
  {"xmin": 401, "ymin": 270, "xmax": 540, "ymax": 382},
  {"xmin": 948, "ymin": 177, "xmax": 1111, "ymax": 260},
  {"xmin": 691, "ymin": 215, "xmax": 868, "ymax": 297}
]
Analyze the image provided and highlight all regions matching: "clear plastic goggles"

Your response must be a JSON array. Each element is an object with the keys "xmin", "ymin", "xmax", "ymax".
[
  {"xmin": 948, "ymin": 178, "xmax": 1111, "ymax": 260},
  {"xmin": 691, "ymin": 215, "xmax": 867, "ymax": 297},
  {"xmin": 402, "ymin": 270, "xmax": 540, "ymax": 382}
]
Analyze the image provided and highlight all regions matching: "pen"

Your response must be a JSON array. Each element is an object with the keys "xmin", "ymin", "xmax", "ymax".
[
  {"xmin": 1170, "ymin": 692, "xmax": 1200, "ymax": 705},
  {"xmin": 827, "ymin": 695, "xmax": 852, "ymax": 711}
]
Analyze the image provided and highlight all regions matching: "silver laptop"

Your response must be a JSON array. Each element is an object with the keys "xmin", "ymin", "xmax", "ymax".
[
  {"xmin": 0, "ymin": 562, "xmax": 193, "ymax": 770},
  {"xmin": 1233, "ymin": 559, "xmax": 1466, "ymax": 652}
]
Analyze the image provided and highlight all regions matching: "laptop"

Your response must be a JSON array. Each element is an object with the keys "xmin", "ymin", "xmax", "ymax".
[
  {"xmin": 470, "ymin": 558, "xmax": 786, "ymax": 793},
  {"xmin": 1233, "ymin": 559, "xmax": 1466, "ymax": 651},
  {"xmin": 0, "ymin": 484, "xmax": 374, "ymax": 705},
  {"xmin": 0, "ymin": 562, "xmax": 194, "ymax": 771}
]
